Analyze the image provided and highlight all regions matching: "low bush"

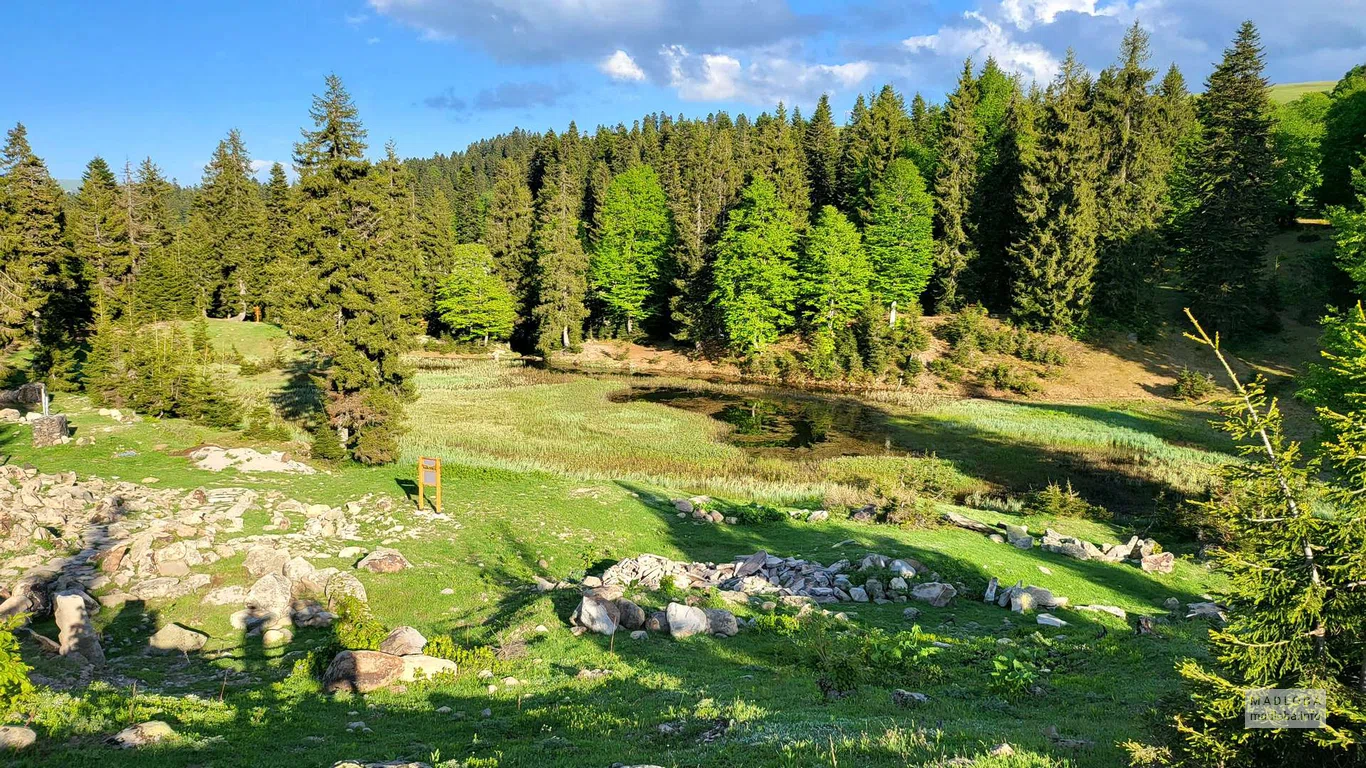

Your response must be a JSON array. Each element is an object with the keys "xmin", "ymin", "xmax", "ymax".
[
  {"xmin": 425, "ymin": 635, "xmax": 498, "ymax": 670},
  {"xmin": 1174, "ymin": 367, "xmax": 1217, "ymax": 401},
  {"xmin": 979, "ymin": 363, "xmax": 1041, "ymax": 395},
  {"xmin": 333, "ymin": 596, "xmax": 388, "ymax": 650},
  {"xmin": 988, "ymin": 654, "xmax": 1039, "ymax": 701},
  {"xmin": 928, "ymin": 357, "xmax": 966, "ymax": 382},
  {"xmin": 1028, "ymin": 480, "xmax": 1111, "ymax": 520},
  {"xmin": 752, "ymin": 613, "xmax": 801, "ymax": 636},
  {"xmin": 0, "ymin": 614, "xmax": 34, "ymax": 716}
]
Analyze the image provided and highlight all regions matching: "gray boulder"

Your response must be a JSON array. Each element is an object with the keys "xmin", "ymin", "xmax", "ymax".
[
  {"xmin": 54, "ymin": 591, "xmax": 103, "ymax": 664},
  {"xmin": 379, "ymin": 626, "xmax": 427, "ymax": 656},
  {"xmin": 357, "ymin": 549, "xmax": 411, "ymax": 574},
  {"xmin": 0, "ymin": 725, "xmax": 36, "ymax": 751},
  {"xmin": 148, "ymin": 623, "xmax": 208, "ymax": 653},
  {"xmin": 571, "ymin": 595, "xmax": 619, "ymax": 636},
  {"xmin": 326, "ymin": 571, "xmax": 368, "ymax": 604},
  {"xmin": 323, "ymin": 650, "xmax": 405, "ymax": 693},
  {"xmin": 107, "ymin": 721, "xmax": 175, "ymax": 748},
  {"xmin": 247, "ymin": 573, "xmax": 292, "ymax": 620},
  {"xmin": 703, "ymin": 608, "xmax": 739, "ymax": 637},
  {"xmin": 909, "ymin": 582, "xmax": 956, "ymax": 608},
  {"xmin": 614, "ymin": 598, "xmax": 646, "ymax": 630},
  {"xmin": 665, "ymin": 602, "xmax": 708, "ymax": 638}
]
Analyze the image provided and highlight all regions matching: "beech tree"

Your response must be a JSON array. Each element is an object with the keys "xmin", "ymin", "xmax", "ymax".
[
  {"xmin": 436, "ymin": 244, "xmax": 516, "ymax": 344},
  {"xmin": 864, "ymin": 158, "xmax": 935, "ymax": 324},
  {"xmin": 710, "ymin": 177, "xmax": 798, "ymax": 354},
  {"xmin": 588, "ymin": 165, "xmax": 673, "ymax": 334}
]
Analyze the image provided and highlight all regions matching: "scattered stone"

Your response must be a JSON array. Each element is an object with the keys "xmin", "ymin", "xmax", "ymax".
[
  {"xmin": 1036, "ymin": 613, "xmax": 1067, "ymax": 628},
  {"xmin": 323, "ymin": 650, "xmax": 406, "ymax": 694},
  {"xmin": 703, "ymin": 608, "xmax": 739, "ymax": 637},
  {"xmin": 1005, "ymin": 524, "xmax": 1033, "ymax": 549},
  {"xmin": 630, "ymin": 630, "xmax": 647, "ymax": 640},
  {"xmin": 1163, "ymin": 597, "xmax": 1181, "ymax": 612},
  {"xmin": 1141, "ymin": 551, "xmax": 1175, "ymax": 574},
  {"xmin": 989, "ymin": 743, "xmax": 1015, "ymax": 757},
  {"xmin": 614, "ymin": 598, "xmax": 645, "ymax": 631},
  {"xmin": 54, "ymin": 591, "xmax": 103, "ymax": 664},
  {"xmin": 356, "ymin": 549, "xmax": 411, "ymax": 574},
  {"xmin": 665, "ymin": 602, "xmax": 709, "ymax": 639},
  {"xmin": 891, "ymin": 689, "xmax": 929, "ymax": 706},
  {"xmin": 902, "ymin": 607, "xmax": 922, "ymax": 621},
  {"xmin": 1076, "ymin": 605, "xmax": 1127, "ymax": 620},
  {"xmin": 379, "ymin": 626, "xmax": 427, "ymax": 656},
  {"xmin": 910, "ymin": 582, "xmax": 956, "ymax": 608},
  {"xmin": 1186, "ymin": 602, "xmax": 1226, "ymax": 621},
  {"xmin": 107, "ymin": 721, "xmax": 175, "ymax": 748},
  {"xmin": 326, "ymin": 572, "xmax": 368, "ymax": 604},
  {"xmin": 570, "ymin": 596, "xmax": 619, "ymax": 636},
  {"xmin": 148, "ymin": 623, "xmax": 208, "ymax": 653},
  {"xmin": 189, "ymin": 445, "xmax": 315, "ymax": 474}
]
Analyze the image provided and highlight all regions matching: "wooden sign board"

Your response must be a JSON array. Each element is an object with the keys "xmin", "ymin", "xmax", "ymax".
[{"xmin": 417, "ymin": 456, "xmax": 442, "ymax": 513}]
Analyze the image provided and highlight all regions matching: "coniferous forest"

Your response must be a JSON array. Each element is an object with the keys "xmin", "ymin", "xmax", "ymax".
[{"xmin": 4, "ymin": 21, "xmax": 1366, "ymax": 463}]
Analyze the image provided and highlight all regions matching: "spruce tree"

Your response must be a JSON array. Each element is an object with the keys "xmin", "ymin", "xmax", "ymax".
[
  {"xmin": 451, "ymin": 164, "xmax": 482, "ymax": 243},
  {"xmin": 128, "ymin": 158, "xmax": 180, "ymax": 319},
  {"xmin": 1009, "ymin": 51, "xmax": 1102, "ymax": 334},
  {"xmin": 800, "ymin": 205, "xmax": 870, "ymax": 332},
  {"xmin": 589, "ymin": 165, "xmax": 673, "ymax": 334},
  {"xmin": 287, "ymin": 74, "xmax": 421, "ymax": 464},
  {"xmin": 864, "ymin": 158, "xmax": 935, "ymax": 324},
  {"xmin": 435, "ymin": 244, "xmax": 516, "ymax": 344},
  {"xmin": 838, "ymin": 94, "xmax": 873, "ymax": 215},
  {"xmin": 752, "ymin": 104, "xmax": 810, "ymax": 226},
  {"xmin": 187, "ymin": 130, "xmax": 267, "ymax": 318},
  {"xmin": 530, "ymin": 131, "xmax": 590, "ymax": 356},
  {"xmin": 932, "ymin": 61, "xmax": 982, "ymax": 312},
  {"xmin": 417, "ymin": 182, "xmax": 457, "ymax": 322},
  {"xmin": 710, "ymin": 177, "xmax": 798, "ymax": 355},
  {"xmin": 484, "ymin": 157, "xmax": 535, "ymax": 323},
  {"xmin": 71, "ymin": 156, "xmax": 131, "ymax": 318},
  {"xmin": 803, "ymin": 94, "xmax": 841, "ymax": 212},
  {"xmin": 974, "ymin": 91, "xmax": 1037, "ymax": 313},
  {"xmin": 261, "ymin": 162, "xmax": 294, "ymax": 321},
  {"xmin": 1178, "ymin": 21, "xmax": 1276, "ymax": 335}
]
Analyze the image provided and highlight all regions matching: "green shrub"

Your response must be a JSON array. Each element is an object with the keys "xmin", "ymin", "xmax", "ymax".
[
  {"xmin": 728, "ymin": 502, "xmax": 787, "ymax": 525},
  {"xmin": 1174, "ymin": 367, "xmax": 1217, "ymax": 401},
  {"xmin": 928, "ymin": 357, "xmax": 966, "ymax": 382},
  {"xmin": 0, "ymin": 614, "xmax": 34, "ymax": 715},
  {"xmin": 310, "ymin": 424, "xmax": 348, "ymax": 463},
  {"xmin": 425, "ymin": 635, "xmax": 498, "ymax": 670},
  {"xmin": 333, "ymin": 596, "xmax": 388, "ymax": 650},
  {"xmin": 964, "ymin": 491, "xmax": 1025, "ymax": 514},
  {"xmin": 988, "ymin": 654, "xmax": 1039, "ymax": 701},
  {"xmin": 1028, "ymin": 480, "xmax": 1111, "ymax": 520},
  {"xmin": 979, "ymin": 363, "xmax": 1041, "ymax": 395},
  {"xmin": 752, "ymin": 613, "xmax": 801, "ymax": 636}
]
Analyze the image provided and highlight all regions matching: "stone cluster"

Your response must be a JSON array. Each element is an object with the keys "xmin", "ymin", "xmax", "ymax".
[
  {"xmin": 940, "ymin": 510, "xmax": 1177, "ymax": 574},
  {"xmin": 672, "ymin": 496, "xmax": 828, "ymax": 526},
  {"xmin": 322, "ymin": 626, "xmax": 456, "ymax": 694}
]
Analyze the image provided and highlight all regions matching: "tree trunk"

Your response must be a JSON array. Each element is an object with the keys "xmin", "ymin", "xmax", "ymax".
[
  {"xmin": 889, "ymin": 300, "xmax": 898, "ymax": 328},
  {"xmin": 561, "ymin": 325, "xmax": 569, "ymax": 349}
]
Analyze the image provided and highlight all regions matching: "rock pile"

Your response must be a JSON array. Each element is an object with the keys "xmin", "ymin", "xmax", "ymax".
[
  {"xmin": 941, "ymin": 511, "xmax": 1177, "ymax": 574},
  {"xmin": 569, "ymin": 594, "xmax": 739, "ymax": 640},
  {"xmin": 189, "ymin": 446, "xmax": 316, "ymax": 474},
  {"xmin": 322, "ymin": 627, "xmax": 456, "ymax": 693},
  {"xmin": 598, "ymin": 551, "xmax": 963, "ymax": 608},
  {"xmin": 671, "ymin": 496, "xmax": 828, "ymax": 525}
]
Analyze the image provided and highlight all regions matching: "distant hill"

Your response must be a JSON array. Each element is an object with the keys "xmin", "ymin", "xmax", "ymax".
[
  {"xmin": 55, "ymin": 179, "xmax": 80, "ymax": 194},
  {"xmin": 1269, "ymin": 80, "xmax": 1336, "ymax": 104}
]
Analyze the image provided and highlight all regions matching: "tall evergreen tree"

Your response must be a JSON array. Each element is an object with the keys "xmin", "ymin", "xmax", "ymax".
[
  {"xmin": 185, "ymin": 129, "xmax": 267, "ymax": 318},
  {"xmin": 417, "ymin": 183, "xmax": 457, "ymax": 324},
  {"xmin": 71, "ymin": 156, "xmax": 131, "ymax": 319},
  {"xmin": 1178, "ymin": 21, "xmax": 1276, "ymax": 335},
  {"xmin": 975, "ymin": 91, "xmax": 1037, "ymax": 313},
  {"xmin": 484, "ymin": 157, "xmax": 536, "ymax": 317},
  {"xmin": 710, "ymin": 177, "xmax": 798, "ymax": 355},
  {"xmin": 803, "ymin": 94, "xmax": 841, "ymax": 213},
  {"xmin": 932, "ymin": 61, "xmax": 982, "ymax": 312},
  {"xmin": 864, "ymin": 158, "xmax": 935, "ymax": 324},
  {"xmin": 1010, "ymin": 51, "xmax": 1102, "ymax": 334},
  {"xmin": 127, "ymin": 158, "xmax": 179, "ymax": 319},
  {"xmin": 531, "ymin": 131, "xmax": 590, "ymax": 355},
  {"xmin": 589, "ymin": 165, "xmax": 673, "ymax": 334},
  {"xmin": 287, "ymin": 74, "xmax": 421, "ymax": 464},
  {"xmin": 261, "ymin": 162, "xmax": 294, "ymax": 321},
  {"xmin": 752, "ymin": 104, "xmax": 810, "ymax": 226},
  {"xmin": 837, "ymin": 94, "xmax": 873, "ymax": 215}
]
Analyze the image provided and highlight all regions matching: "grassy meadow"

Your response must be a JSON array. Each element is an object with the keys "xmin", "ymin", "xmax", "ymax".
[{"xmin": 0, "ymin": 320, "xmax": 1241, "ymax": 767}]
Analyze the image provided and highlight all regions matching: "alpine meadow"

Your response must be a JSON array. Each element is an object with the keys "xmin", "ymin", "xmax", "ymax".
[{"xmin": 6, "ymin": 5, "xmax": 1366, "ymax": 768}]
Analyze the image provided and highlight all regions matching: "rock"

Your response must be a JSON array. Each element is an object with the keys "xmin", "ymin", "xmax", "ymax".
[
  {"xmin": 910, "ymin": 582, "xmax": 956, "ymax": 608},
  {"xmin": 399, "ymin": 654, "xmax": 458, "ymax": 682},
  {"xmin": 571, "ymin": 596, "xmax": 619, "ymax": 636},
  {"xmin": 1186, "ymin": 602, "xmax": 1226, "ymax": 621},
  {"xmin": 614, "ymin": 599, "xmax": 645, "ymax": 630},
  {"xmin": 645, "ymin": 610, "xmax": 667, "ymax": 632},
  {"xmin": 989, "ymin": 743, "xmax": 1015, "ymax": 757},
  {"xmin": 263, "ymin": 627, "xmax": 293, "ymax": 646},
  {"xmin": 323, "ymin": 650, "xmax": 405, "ymax": 693},
  {"xmin": 848, "ymin": 586, "xmax": 869, "ymax": 603},
  {"xmin": 0, "ymin": 408, "xmax": 19, "ymax": 423},
  {"xmin": 31, "ymin": 414, "xmax": 70, "ymax": 448},
  {"xmin": 1023, "ymin": 586, "xmax": 1067, "ymax": 609},
  {"xmin": 941, "ymin": 510, "xmax": 996, "ymax": 534},
  {"xmin": 244, "ymin": 545, "xmax": 290, "ymax": 579},
  {"xmin": 0, "ymin": 725, "xmax": 36, "ymax": 751},
  {"xmin": 665, "ymin": 602, "xmax": 709, "ymax": 639},
  {"xmin": 703, "ymin": 608, "xmax": 738, "ymax": 637},
  {"xmin": 1010, "ymin": 589, "xmax": 1036, "ymax": 614},
  {"xmin": 54, "ymin": 591, "xmax": 103, "ymax": 664},
  {"xmin": 202, "ymin": 585, "xmax": 248, "ymax": 606},
  {"xmin": 283, "ymin": 556, "xmax": 316, "ymax": 583},
  {"xmin": 891, "ymin": 689, "xmax": 929, "ymax": 706},
  {"xmin": 379, "ymin": 626, "xmax": 427, "ymax": 656},
  {"xmin": 1077, "ymin": 604, "xmax": 1127, "ymax": 620},
  {"xmin": 356, "ymin": 549, "xmax": 411, "ymax": 574},
  {"xmin": 1005, "ymin": 524, "xmax": 1033, "ymax": 549},
  {"xmin": 148, "ymin": 623, "xmax": 208, "ymax": 653},
  {"xmin": 630, "ymin": 630, "xmax": 647, "ymax": 640},
  {"xmin": 156, "ymin": 559, "xmax": 190, "ymax": 577},
  {"xmin": 1036, "ymin": 613, "xmax": 1067, "ymax": 628},
  {"xmin": 903, "ymin": 607, "xmax": 922, "ymax": 621},
  {"xmin": 326, "ymin": 571, "xmax": 368, "ymax": 604},
  {"xmin": 247, "ymin": 573, "xmax": 292, "ymax": 620},
  {"xmin": 983, "ymin": 577, "xmax": 999, "ymax": 603},
  {"xmin": 1163, "ymin": 597, "xmax": 1181, "ymax": 612},
  {"xmin": 736, "ymin": 550, "xmax": 768, "ymax": 577},
  {"xmin": 1141, "ymin": 551, "xmax": 1175, "ymax": 574},
  {"xmin": 107, "ymin": 721, "xmax": 175, "ymax": 748}
]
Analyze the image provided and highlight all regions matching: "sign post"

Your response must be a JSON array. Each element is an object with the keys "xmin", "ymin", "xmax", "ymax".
[{"xmin": 417, "ymin": 456, "xmax": 441, "ymax": 513}]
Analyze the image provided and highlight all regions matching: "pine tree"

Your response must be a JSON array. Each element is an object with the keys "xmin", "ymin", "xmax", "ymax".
[
  {"xmin": 1178, "ymin": 22, "xmax": 1277, "ymax": 335},
  {"xmin": 710, "ymin": 177, "xmax": 798, "ymax": 355},
  {"xmin": 261, "ymin": 162, "xmax": 294, "ymax": 321},
  {"xmin": 589, "ymin": 165, "xmax": 673, "ymax": 334},
  {"xmin": 128, "ymin": 158, "xmax": 180, "ymax": 319},
  {"xmin": 71, "ymin": 156, "xmax": 131, "ymax": 318},
  {"xmin": 864, "ymin": 158, "xmax": 935, "ymax": 324},
  {"xmin": 484, "ymin": 157, "xmax": 535, "ymax": 324},
  {"xmin": 1091, "ymin": 23, "xmax": 1173, "ymax": 332},
  {"xmin": 803, "ymin": 94, "xmax": 841, "ymax": 212},
  {"xmin": 753, "ymin": 104, "xmax": 810, "ymax": 226},
  {"xmin": 435, "ymin": 244, "xmax": 516, "ymax": 344},
  {"xmin": 1009, "ymin": 51, "xmax": 1102, "ymax": 334},
  {"xmin": 838, "ymin": 94, "xmax": 873, "ymax": 215},
  {"xmin": 530, "ymin": 131, "xmax": 590, "ymax": 356},
  {"xmin": 451, "ymin": 164, "xmax": 482, "ymax": 243},
  {"xmin": 417, "ymin": 182, "xmax": 457, "ymax": 322},
  {"xmin": 287, "ymin": 74, "xmax": 421, "ymax": 464},
  {"xmin": 932, "ymin": 61, "xmax": 982, "ymax": 312},
  {"xmin": 800, "ymin": 205, "xmax": 870, "ymax": 332},
  {"xmin": 186, "ymin": 129, "xmax": 267, "ymax": 318},
  {"xmin": 974, "ymin": 91, "xmax": 1037, "ymax": 313},
  {"xmin": 1328, "ymin": 165, "xmax": 1366, "ymax": 294},
  {"xmin": 138, "ymin": 237, "xmax": 196, "ymax": 320}
]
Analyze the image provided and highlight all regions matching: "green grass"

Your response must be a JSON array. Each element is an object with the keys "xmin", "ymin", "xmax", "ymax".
[
  {"xmin": 1268, "ymin": 80, "xmax": 1336, "ymax": 104},
  {"xmin": 2, "ymin": 359, "xmax": 1232, "ymax": 767}
]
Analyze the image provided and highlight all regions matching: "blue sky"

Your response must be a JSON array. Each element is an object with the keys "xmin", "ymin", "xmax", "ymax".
[{"xmin": 2, "ymin": 0, "xmax": 1362, "ymax": 185}]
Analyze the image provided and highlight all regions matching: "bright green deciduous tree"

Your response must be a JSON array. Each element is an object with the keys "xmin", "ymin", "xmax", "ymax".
[
  {"xmin": 864, "ymin": 158, "xmax": 935, "ymax": 325},
  {"xmin": 800, "ymin": 205, "xmax": 870, "ymax": 331},
  {"xmin": 436, "ymin": 244, "xmax": 517, "ymax": 344},
  {"xmin": 710, "ymin": 177, "xmax": 798, "ymax": 354},
  {"xmin": 589, "ymin": 165, "xmax": 673, "ymax": 334}
]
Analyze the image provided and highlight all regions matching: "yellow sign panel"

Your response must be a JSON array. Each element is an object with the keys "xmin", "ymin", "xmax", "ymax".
[{"xmin": 417, "ymin": 456, "xmax": 442, "ymax": 513}]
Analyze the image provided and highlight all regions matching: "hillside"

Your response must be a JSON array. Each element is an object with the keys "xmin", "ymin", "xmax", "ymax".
[{"xmin": 1269, "ymin": 79, "xmax": 1336, "ymax": 102}]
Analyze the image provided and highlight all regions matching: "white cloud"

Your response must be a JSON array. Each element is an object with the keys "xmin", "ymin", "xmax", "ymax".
[
  {"xmin": 1000, "ymin": 0, "xmax": 1122, "ymax": 30},
  {"xmin": 599, "ymin": 49, "xmax": 646, "ymax": 82},
  {"xmin": 662, "ymin": 45, "xmax": 872, "ymax": 105},
  {"xmin": 903, "ymin": 11, "xmax": 1061, "ymax": 85},
  {"xmin": 344, "ymin": 12, "xmax": 369, "ymax": 26}
]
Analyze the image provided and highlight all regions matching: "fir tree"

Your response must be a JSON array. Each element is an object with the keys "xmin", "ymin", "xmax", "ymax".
[
  {"xmin": 531, "ymin": 131, "xmax": 590, "ymax": 356},
  {"xmin": 589, "ymin": 165, "xmax": 673, "ymax": 334},
  {"xmin": 71, "ymin": 156, "xmax": 131, "ymax": 317},
  {"xmin": 1178, "ymin": 22, "xmax": 1277, "ymax": 335},
  {"xmin": 752, "ymin": 104, "xmax": 810, "ymax": 226},
  {"xmin": 974, "ymin": 91, "xmax": 1037, "ymax": 313},
  {"xmin": 417, "ymin": 182, "xmax": 458, "ymax": 322},
  {"xmin": 451, "ymin": 164, "xmax": 482, "ymax": 243},
  {"xmin": 1009, "ymin": 51, "xmax": 1102, "ymax": 334},
  {"xmin": 864, "ymin": 158, "xmax": 935, "ymax": 324},
  {"xmin": 800, "ymin": 206, "xmax": 870, "ymax": 332},
  {"xmin": 186, "ymin": 129, "xmax": 267, "ymax": 318},
  {"xmin": 803, "ymin": 94, "xmax": 841, "ymax": 212},
  {"xmin": 932, "ymin": 61, "xmax": 982, "ymax": 312},
  {"xmin": 710, "ymin": 177, "xmax": 798, "ymax": 355},
  {"xmin": 838, "ymin": 94, "xmax": 873, "ymax": 215},
  {"xmin": 128, "ymin": 158, "xmax": 180, "ymax": 319},
  {"xmin": 435, "ymin": 244, "xmax": 516, "ymax": 344},
  {"xmin": 260, "ymin": 162, "xmax": 294, "ymax": 321},
  {"xmin": 484, "ymin": 157, "xmax": 535, "ymax": 323}
]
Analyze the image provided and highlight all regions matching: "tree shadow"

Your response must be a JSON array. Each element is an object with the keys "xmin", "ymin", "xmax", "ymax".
[{"xmin": 269, "ymin": 358, "xmax": 324, "ymax": 423}]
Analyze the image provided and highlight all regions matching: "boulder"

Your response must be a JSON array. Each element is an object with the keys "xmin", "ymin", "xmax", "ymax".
[
  {"xmin": 283, "ymin": 556, "xmax": 316, "ymax": 583},
  {"xmin": 0, "ymin": 725, "xmax": 36, "ymax": 751},
  {"xmin": 244, "ymin": 546, "xmax": 289, "ymax": 579},
  {"xmin": 356, "ymin": 549, "xmax": 411, "ymax": 574},
  {"xmin": 1005, "ymin": 524, "xmax": 1033, "ymax": 549},
  {"xmin": 736, "ymin": 550, "xmax": 768, "ymax": 577},
  {"xmin": 614, "ymin": 598, "xmax": 646, "ymax": 630},
  {"xmin": 247, "ymin": 573, "xmax": 292, "ymax": 620},
  {"xmin": 202, "ymin": 585, "xmax": 248, "ymax": 606},
  {"xmin": 31, "ymin": 414, "xmax": 69, "ymax": 448},
  {"xmin": 570, "ymin": 596, "xmax": 619, "ymax": 636},
  {"xmin": 703, "ymin": 608, "xmax": 738, "ymax": 637},
  {"xmin": 891, "ymin": 689, "xmax": 929, "ymax": 706},
  {"xmin": 399, "ymin": 654, "xmax": 458, "ymax": 682},
  {"xmin": 645, "ymin": 610, "xmax": 668, "ymax": 632},
  {"xmin": 848, "ymin": 586, "xmax": 869, "ymax": 603},
  {"xmin": 323, "ymin": 650, "xmax": 405, "ymax": 693},
  {"xmin": 909, "ymin": 582, "xmax": 956, "ymax": 608},
  {"xmin": 148, "ymin": 623, "xmax": 208, "ymax": 653},
  {"xmin": 326, "ymin": 572, "xmax": 368, "ymax": 604},
  {"xmin": 54, "ymin": 591, "xmax": 103, "ymax": 664},
  {"xmin": 1036, "ymin": 613, "xmax": 1067, "ymax": 628},
  {"xmin": 107, "ymin": 721, "xmax": 175, "ymax": 748},
  {"xmin": 1141, "ymin": 551, "xmax": 1175, "ymax": 574},
  {"xmin": 665, "ymin": 602, "xmax": 708, "ymax": 639},
  {"xmin": 379, "ymin": 626, "xmax": 427, "ymax": 656}
]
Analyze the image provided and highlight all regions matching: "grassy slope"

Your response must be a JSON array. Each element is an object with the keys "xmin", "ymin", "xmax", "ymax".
[
  {"xmin": 1268, "ymin": 80, "xmax": 1336, "ymax": 104},
  {"xmin": 5, "ymin": 341, "xmax": 1230, "ymax": 767}
]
